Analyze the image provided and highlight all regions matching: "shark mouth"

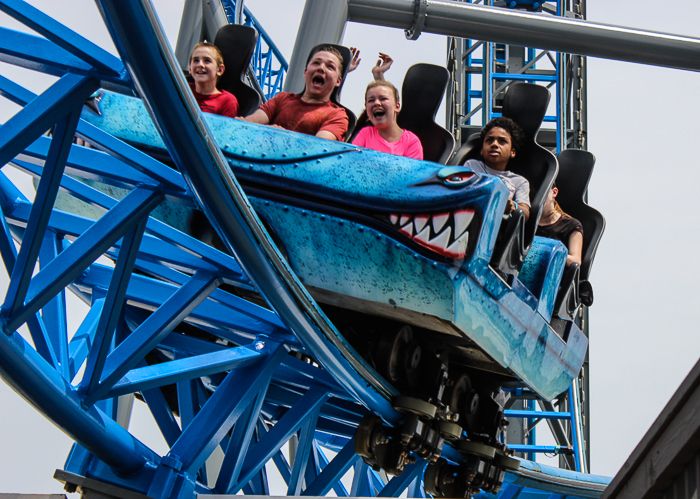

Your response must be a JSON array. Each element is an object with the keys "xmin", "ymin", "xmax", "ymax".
[{"xmin": 389, "ymin": 209, "xmax": 475, "ymax": 259}]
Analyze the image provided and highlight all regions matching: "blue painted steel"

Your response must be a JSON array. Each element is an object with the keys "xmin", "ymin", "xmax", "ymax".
[
  {"xmin": 0, "ymin": 1, "xmax": 611, "ymax": 497},
  {"xmin": 505, "ymin": 409, "xmax": 572, "ymax": 419},
  {"xmin": 85, "ymin": 271, "xmax": 222, "ymax": 404},
  {"xmin": 302, "ymin": 438, "xmax": 360, "ymax": 496},
  {"xmin": 106, "ymin": 345, "xmax": 262, "ymax": 398},
  {"xmin": 0, "ymin": 0, "xmax": 124, "ymax": 77},
  {"xmin": 379, "ymin": 461, "xmax": 428, "ymax": 497}
]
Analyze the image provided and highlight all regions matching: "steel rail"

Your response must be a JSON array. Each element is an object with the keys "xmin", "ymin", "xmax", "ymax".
[
  {"xmin": 94, "ymin": 0, "xmax": 401, "ymax": 427},
  {"xmin": 347, "ymin": 0, "xmax": 700, "ymax": 73}
]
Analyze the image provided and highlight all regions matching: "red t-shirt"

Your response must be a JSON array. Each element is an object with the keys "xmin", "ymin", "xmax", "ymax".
[
  {"xmin": 189, "ymin": 82, "xmax": 239, "ymax": 118},
  {"xmin": 259, "ymin": 92, "xmax": 348, "ymax": 141}
]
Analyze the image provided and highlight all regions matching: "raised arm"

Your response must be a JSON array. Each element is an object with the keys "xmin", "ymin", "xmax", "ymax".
[
  {"xmin": 348, "ymin": 47, "xmax": 361, "ymax": 73},
  {"xmin": 371, "ymin": 53, "xmax": 393, "ymax": 81}
]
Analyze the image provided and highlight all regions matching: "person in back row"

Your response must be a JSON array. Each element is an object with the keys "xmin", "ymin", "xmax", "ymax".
[
  {"xmin": 464, "ymin": 117, "xmax": 530, "ymax": 221},
  {"xmin": 242, "ymin": 46, "xmax": 348, "ymax": 141},
  {"xmin": 188, "ymin": 42, "xmax": 239, "ymax": 117},
  {"xmin": 536, "ymin": 182, "xmax": 583, "ymax": 266}
]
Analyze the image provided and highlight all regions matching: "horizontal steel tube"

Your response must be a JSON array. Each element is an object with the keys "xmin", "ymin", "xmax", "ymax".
[{"xmin": 348, "ymin": 0, "xmax": 700, "ymax": 72}]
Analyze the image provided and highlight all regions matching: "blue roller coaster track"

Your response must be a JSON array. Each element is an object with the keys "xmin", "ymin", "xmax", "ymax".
[{"xmin": 3, "ymin": 0, "xmax": 696, "ymax": 498}]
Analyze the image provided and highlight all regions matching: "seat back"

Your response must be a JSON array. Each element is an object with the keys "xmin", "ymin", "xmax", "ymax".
[
  {"xmin": 502, "ymin": 82, "xmax": 558, "ymax": 253},
  {"xmin": 303, "ymin": 43, "xmax": 357, "ymax": 137},
  {"xmin": 448, "ymin": 132, "xmax": 481, "ymax": 166},
  {"xmin": 397, "ymin": 64, "xmax": 455, "ymax": 163},
  {"xmin": 449, "ymin": 83, "xmax": 556, "ymax": 276},
  {"xmin": 214, "ymin": 24, "xmax": 262, "ymax": 117},
  {"xmin": 555, "ymin": 149, "xmax": 606, "ymax": 282}
]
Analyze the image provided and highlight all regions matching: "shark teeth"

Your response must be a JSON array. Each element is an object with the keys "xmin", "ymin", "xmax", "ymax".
[
  {"xmin": 432, "ymin": 213, "xmax": 449, "ymax": 233},
  {"xmin": 414, "ymin": 215, "xmax": 429, "ymax": 233},
  {"xmin": 388, "ymin": 208, "xmax": 476, "ymax": 259},
  {"xmin": 445, "ymin": 232, "xmax": 469, "ymax": 258},
  {"xmin": 415, "ymin": 225, "xmax": 431, "ymax": 244},
  {"xmin": 454, "ymin": 210, "xmax": 474, "ymax": 238}
]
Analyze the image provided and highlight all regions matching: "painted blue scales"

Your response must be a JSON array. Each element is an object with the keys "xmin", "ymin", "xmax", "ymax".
[{"xmin": 79, "ymin": 89, "xmax": 586, "ymax": 404}]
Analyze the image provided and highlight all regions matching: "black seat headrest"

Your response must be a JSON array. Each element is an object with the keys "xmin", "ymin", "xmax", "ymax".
[
  {"xmin": 397, "ymin": 63, "xmax": 455, "ymax": 163},
  {"xmin": 502, "ymin": 82, "xmax": 549, "ymax": 142},
  {"xmin": 214, "ymin": 24, "xmax": 262, "ymax": 117},
  {"xmin": 502, "ymin": 83, "xmax": 557, "ymax": 256},
  {"xmin": 555, "ymin": 149, "xmax": 606, "ymax": 281}
]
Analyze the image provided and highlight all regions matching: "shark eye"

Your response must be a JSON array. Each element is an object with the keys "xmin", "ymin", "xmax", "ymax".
[{"xmin": 445, "ymin": 172, "xmax": 475, "ymax": 185}]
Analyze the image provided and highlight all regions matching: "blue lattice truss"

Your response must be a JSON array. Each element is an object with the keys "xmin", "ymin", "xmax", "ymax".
[{"xmin": 220, "ymin": 0, "xmax": 288, "ymax": 99}]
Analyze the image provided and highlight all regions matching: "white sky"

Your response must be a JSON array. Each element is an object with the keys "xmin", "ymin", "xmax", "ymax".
[{"xmin": 2, "ymin": 0, "xmax": 700, "ymax": 495}]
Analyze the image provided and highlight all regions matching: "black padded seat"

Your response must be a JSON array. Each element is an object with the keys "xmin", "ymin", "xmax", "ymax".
[
  {"xmin": 448, "ymin": 82, "xmax": 557, "ymax": 277},
  {"xmin": 552, "ymin": 149, "xmax": 606, "ymax": 318},
  {"xmin": 214, "ymin": 24, "xmax": 262, "ymax": 118},
  {"xmin": 303, "ymin": 43, "xmax": 357, "ymax": 138},
  {"xmin": 397, "ymin": 64, "xmax": 455, "ymax": 164},
  {"xmin": 502, "ymin": 83, "xmax": 558, "ymax": 266}
]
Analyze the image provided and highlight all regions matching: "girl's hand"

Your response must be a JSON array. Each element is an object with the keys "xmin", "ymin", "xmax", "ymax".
[
  {"xmin": 372, "ymin": 53, "xmax": 393, "ymax": 80},
  {"xmin": 348, "ymin": 47, "xmax": 361, "ymax": 73}
]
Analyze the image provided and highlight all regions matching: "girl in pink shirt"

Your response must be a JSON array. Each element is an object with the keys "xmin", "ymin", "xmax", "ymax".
[{"xmin": 352, "ymin": 80, "xmax": 423, "ymax": 160}]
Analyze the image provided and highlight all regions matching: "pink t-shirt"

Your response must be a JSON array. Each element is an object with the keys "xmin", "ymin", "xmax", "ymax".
[{"xmin": 352, "ymin": 126, "xmax": 423, "ymax": 160}]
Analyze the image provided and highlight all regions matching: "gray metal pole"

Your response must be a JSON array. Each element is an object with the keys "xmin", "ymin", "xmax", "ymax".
[
  {"xmin": 284, "ymin": 0, "xmax": 349, "ymax": 94},
  {"xmin": 174, "ymin": 0, "xmax": 229, "ymax": 68},
  {"xmin": 347, "ymin": 0, "xmax": 700, "ymax": 73}
]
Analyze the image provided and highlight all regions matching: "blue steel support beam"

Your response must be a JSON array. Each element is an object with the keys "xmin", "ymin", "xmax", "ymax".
[
  {"xmin": 0, "ymin": 328, "xmax": 158, "ymax": 474},
  {"xmin": 4, "ymin": 110, "xmax": 80, "ymax": 316},
  {"xmin": 86, "ymin": 271, "xmax": 222, "ymax": 403},
  {"xmin": 302, "ymin": 437, "xmax": 359, "ymax": 496},
  {"xmin": 288, "ymin": 395, "xmax": 325, "ymax": 495},
  {"xmin": 379, "ymin": 460, "xmax": 427, "ymax": 497},
  {"xmin": 164, "ymin": 340, "xmax": 287, "ymax": 476},
  {"xmin": 68, "ymin": 298, "xmax": 104, "ymax": 381},
  {"xmin": 141, "ymin": 380, "xmax": 183, "ymax": 447},
  {"xmin": 106, "ymin": 346, "xmax": 261, "ymax": 397},
  {"xmin": 38, "ymin": 232, "xmax": 69, "ymax": 379},
  {"xmin": 4, "ymin": 186, "xmax": 163, "ymax": 332},
  {"xmin": 0, "ymin": 73, "xmax": 97, "ymax": 174},
  {"xmin": 79, "ymin": 216, "xmax": 148, "ymax": 399},
  {"xmin": 0, "ymin": 203, "xmax": 62, "ymax": 371},
  {"xmin": 234, "ymin": 389, "xmax": 330, "ymax": 494},
  {"xmin": 0, "ymin": 72, "xmax": 36, "ymax": 106},
  {"xmin": 0, "ymin": 27, "xmax": 127, "ymax": 85},
  {"xmin": 93, "ymin": 0, "xmax": 400, "ymax": 422},
  {"xmin": 215, "ymin": 394, "xmax": 267, "ymax": 493},
  {"xmin": 0, "ymin": 0, "xmax": 125, "ymax": 77}
]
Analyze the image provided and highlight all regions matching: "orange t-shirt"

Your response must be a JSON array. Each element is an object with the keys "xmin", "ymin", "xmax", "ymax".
[{"xmin": 259, "ymin": 92, "xmax": 348, "ymax": 141}]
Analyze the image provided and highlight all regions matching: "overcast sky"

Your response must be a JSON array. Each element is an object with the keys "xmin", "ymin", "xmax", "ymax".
[{"xmin": 2, "ymin": 0, "xmax": 700, "ymax": 495}]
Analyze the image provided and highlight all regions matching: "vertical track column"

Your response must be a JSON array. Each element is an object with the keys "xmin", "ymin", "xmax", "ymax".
[{"xmin": 284, "ymin": 0, "xmax": 348, "ymax": 93}]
